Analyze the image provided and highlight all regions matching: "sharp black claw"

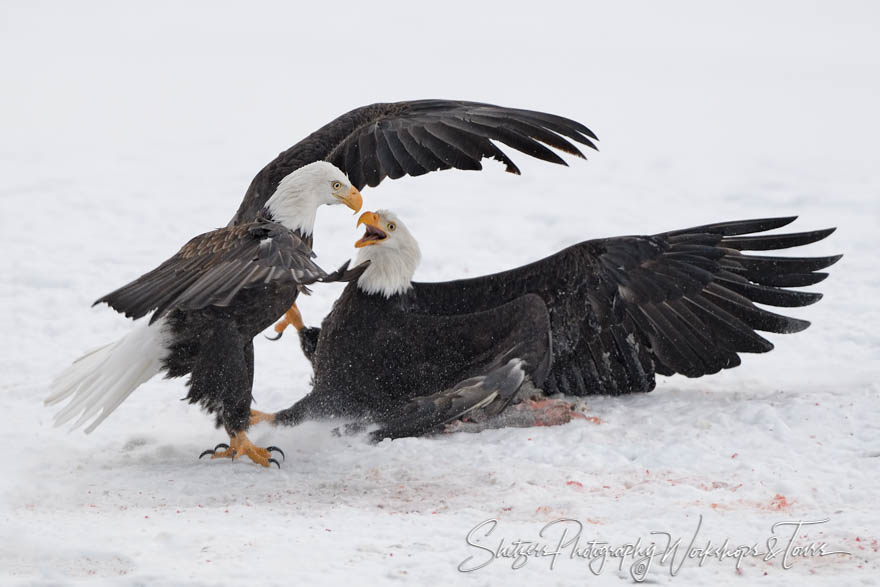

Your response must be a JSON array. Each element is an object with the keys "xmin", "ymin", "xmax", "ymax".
[
  {"xmin": 265, "ymin": 331, "xmax": 283, "ymax": 341},
  {"xmin": 200, "ymin": 442, "xmax": 232, "ymax": 460},
  {"xmin": 266, "ymin": 446, "xmax": 285, "ymax": 461},
  {"xmin": 268, "ymin": 458, "xmax": 281, "ymax": 469}
]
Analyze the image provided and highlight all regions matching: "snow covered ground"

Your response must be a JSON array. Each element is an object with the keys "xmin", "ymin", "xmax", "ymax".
[{"xmin": 2, "ymin": 2, "xmax": 878, "ymax": 585}]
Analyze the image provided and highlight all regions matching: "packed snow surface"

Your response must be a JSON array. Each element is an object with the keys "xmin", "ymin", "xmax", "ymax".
[{"xmin": 1, "ymin": 2, "xmax": 878, "ymax": 585}]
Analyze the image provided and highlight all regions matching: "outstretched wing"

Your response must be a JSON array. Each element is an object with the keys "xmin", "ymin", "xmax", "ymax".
[
  {"xmin": 94, "ymin": 220, "xmax": 327, "ymax": 323},
  {"xmin": 231, "ymin": 100, "xmax": 598, "ymax": 224},
  {"xmin": 407, "ymin": 217, "xmax": 841, "ymax": 395}
]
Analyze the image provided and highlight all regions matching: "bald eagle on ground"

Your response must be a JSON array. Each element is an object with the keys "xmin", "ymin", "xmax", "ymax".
[
  {"xmin": 46, "ymin": 162, "xmax": 363, "ymax": 466},
  {"xmin": 46, "ymin": 100, "xmax": 598, "ymax": 466},
  {"xmin": 251, "ymin": 211, "xmax": 840, "ymax": 441}
]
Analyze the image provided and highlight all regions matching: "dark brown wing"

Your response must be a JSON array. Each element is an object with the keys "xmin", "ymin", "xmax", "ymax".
[
  {"xmin": 407, "ymin": 217, "xmax": 840, "ymax": 395},
  {"xmin": 94, "ymin": 220, "xmax": 327, "ymax": 323},
  {"xmin": 231, "ymin": 100, "xmax": 597, "ymax": 224}
]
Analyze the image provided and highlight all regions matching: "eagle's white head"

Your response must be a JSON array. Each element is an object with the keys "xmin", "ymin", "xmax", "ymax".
[
  {"xmin": 353, "ymin": 210, "xmax": 421, "ymax": 298},
  {"xmin": 264, "ymin": 161, "xmax": 363, "ymax": 235}
]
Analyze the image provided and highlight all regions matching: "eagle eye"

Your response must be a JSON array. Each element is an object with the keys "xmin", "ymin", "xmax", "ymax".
[
  {"xmin": 332, "ymin": 181, "xmax": 342, "ymax": 190},
  {"xmin": 387, "ymin": 222, "xmax": 396, "ymax": 232}
]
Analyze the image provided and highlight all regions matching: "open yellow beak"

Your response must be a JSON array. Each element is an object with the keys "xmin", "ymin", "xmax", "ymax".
[
  {"xmin": 355, "ymin": 211, "xmax": 387, "ymax": 248},
  {"xmin": 340, "ymin": 185, "xmax": 363, "ymax": 214}
]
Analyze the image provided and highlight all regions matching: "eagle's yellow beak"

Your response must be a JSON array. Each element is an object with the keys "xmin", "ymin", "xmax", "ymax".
[
  {"xmin": 355, "ymin": 211, "xmax": 387, "ymax": 248},
  {"xmin": 340, "ymin": 185, "xmax": 363, "ymax": 214}
]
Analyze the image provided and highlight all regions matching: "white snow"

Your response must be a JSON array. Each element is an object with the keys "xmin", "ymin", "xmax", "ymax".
[{"xmin": 1, "ymin": 2, "xmax": 878, "ymax": 585}]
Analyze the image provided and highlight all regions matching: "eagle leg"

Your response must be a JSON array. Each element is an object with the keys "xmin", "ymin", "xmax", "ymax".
[
  {"xmin": 266, "ymin": 304, "xmax": 305, "ymax": 341},
  {"xmin": 198, "ymin": 431, "xmax": 284, "ymax": 467},
  {"xmin": 249, "ymin": 409, "xmax": 276, "ymax": 426}
]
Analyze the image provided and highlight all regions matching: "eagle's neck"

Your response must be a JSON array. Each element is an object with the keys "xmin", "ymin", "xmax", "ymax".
[
  {"xmin": 258, "ymin": 209, "xmax": 313, "ymax": 247},
  {"xmin": 354, "ymin": 242, "xmax": 421, "ymax": 299},
  {"xmin": 263, "ymin": 171, "xmax": 323, "ymax": 237}
]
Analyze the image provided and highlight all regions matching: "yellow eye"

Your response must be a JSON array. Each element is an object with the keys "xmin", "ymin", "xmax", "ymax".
[
  {"xmin": 387, "ymin": 222, "xmax": 396, "ymax": 232},
  {"xmin": 332, "ymin": 181, "xmax": 342, "ymax": 190}
]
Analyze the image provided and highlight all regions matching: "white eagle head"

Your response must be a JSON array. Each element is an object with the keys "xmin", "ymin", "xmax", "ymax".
[
  {"xmin": 353, "ymin": 209, "xmax": 421, "ymax": 298},
  {"xmin": 265, "ymin": 161, "xmax": 363, "ymax": 235}
]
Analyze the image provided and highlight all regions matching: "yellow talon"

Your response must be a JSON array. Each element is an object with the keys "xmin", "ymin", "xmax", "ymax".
[{"xmin": 204, "ymin": 431, "xmax": 280, "ymax": 467}]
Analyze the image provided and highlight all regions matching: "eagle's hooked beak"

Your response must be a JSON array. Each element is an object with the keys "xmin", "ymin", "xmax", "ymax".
[
  {"xmin": 355, "ymin": 211, "xmax": 388, "ymax": 248},
  {"xmin": 340, "ymin": 185, "xmax": 363, "ymax": 214}
]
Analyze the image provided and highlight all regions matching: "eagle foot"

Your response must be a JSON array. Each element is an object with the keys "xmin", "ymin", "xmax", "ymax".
[
  {"xmin": 198, "ymin": 432, "xmax": 284, "ymax": 468},
  {"xmin": 266, "ymin": 304, "xmax": 305, "ymax": 341}
]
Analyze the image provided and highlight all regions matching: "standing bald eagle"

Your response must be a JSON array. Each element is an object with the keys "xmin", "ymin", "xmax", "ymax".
[
  {"xmin": 46, "ymin": 162, "xmax": 363, "ymax": 466},
  {"xmin": 255, "ymin": 211, "xmax": 840, "ymax": 441}
]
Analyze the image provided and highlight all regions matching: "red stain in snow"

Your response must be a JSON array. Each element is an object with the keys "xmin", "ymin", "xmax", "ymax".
[{"xmin": 770, "ymin": 494, "xmax": 791, "ymax": 510}]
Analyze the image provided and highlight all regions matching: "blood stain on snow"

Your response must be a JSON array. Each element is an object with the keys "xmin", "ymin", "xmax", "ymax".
[{"xmin": 770, "ymin": 494, "xmax": 792, "ymax": 510}]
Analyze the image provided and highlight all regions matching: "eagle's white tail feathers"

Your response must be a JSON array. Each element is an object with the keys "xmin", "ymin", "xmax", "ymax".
[{"xmin": 45, "ymin": 317, "xmax": 171, "ymax": 433}]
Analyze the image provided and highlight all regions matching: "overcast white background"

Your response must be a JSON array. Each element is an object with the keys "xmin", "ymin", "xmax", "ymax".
[{"xmin": 1, "ymin": 2, "xmax": 878, "ymax": 585}]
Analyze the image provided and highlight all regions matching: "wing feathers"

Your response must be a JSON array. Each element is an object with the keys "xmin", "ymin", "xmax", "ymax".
[
  {"xmin": 722, "ymin": 227, "xmax": 836, "ymax": 251},
  {"xmin": 380, "ymin": 128, "xmax": 430, "ymax": 177},
  {"xmin": 231, "ymin": 99, "xmax": 599, "ymax": 223},
  {"xmin": 664, "ymin": 216, "xmax": 799, "ymax": 237},
  {"xmin": 413, "ymin": 217, "xmax": 836, "ymax": 394},
  {"xmin": 95, "ymin": 221, "xmax": 328, "ymax": 323}
]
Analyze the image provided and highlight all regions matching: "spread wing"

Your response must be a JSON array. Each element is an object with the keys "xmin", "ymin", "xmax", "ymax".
[
  {"xmin": 231, "ymin": 100, "xmax": 597, "ymax": 224},
  {"xmin": 94, "ymin": 220, "xmax": 327, "ymax": 323},
  {"xmin": 407, "ymin": 217, "xmax": 841, "ymax": 395}
]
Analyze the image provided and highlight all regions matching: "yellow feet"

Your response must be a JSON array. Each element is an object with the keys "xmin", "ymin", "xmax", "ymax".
[
  {"xmin": 198, "ymin": 431, "xmax": 284, "ymax": 468},
  {"xmin": 249, "ymin": 409, "xmax": 276, "ymax": 426},
  {"xmin": 267, "ymin": 304, "xmax": 304, "ymax": 340}
]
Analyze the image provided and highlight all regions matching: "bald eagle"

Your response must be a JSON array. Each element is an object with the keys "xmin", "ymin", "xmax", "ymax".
[
  {"xmin": 47, "ymin": 100, "xmax": 598, "ymax": 466},
  {"xmin": 46, "ymin": 162, "xmax": 363, "ymax": 466},
  {"xmin": 254, "ymin": 211, "xmax": 840, "ymax": 441}
]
